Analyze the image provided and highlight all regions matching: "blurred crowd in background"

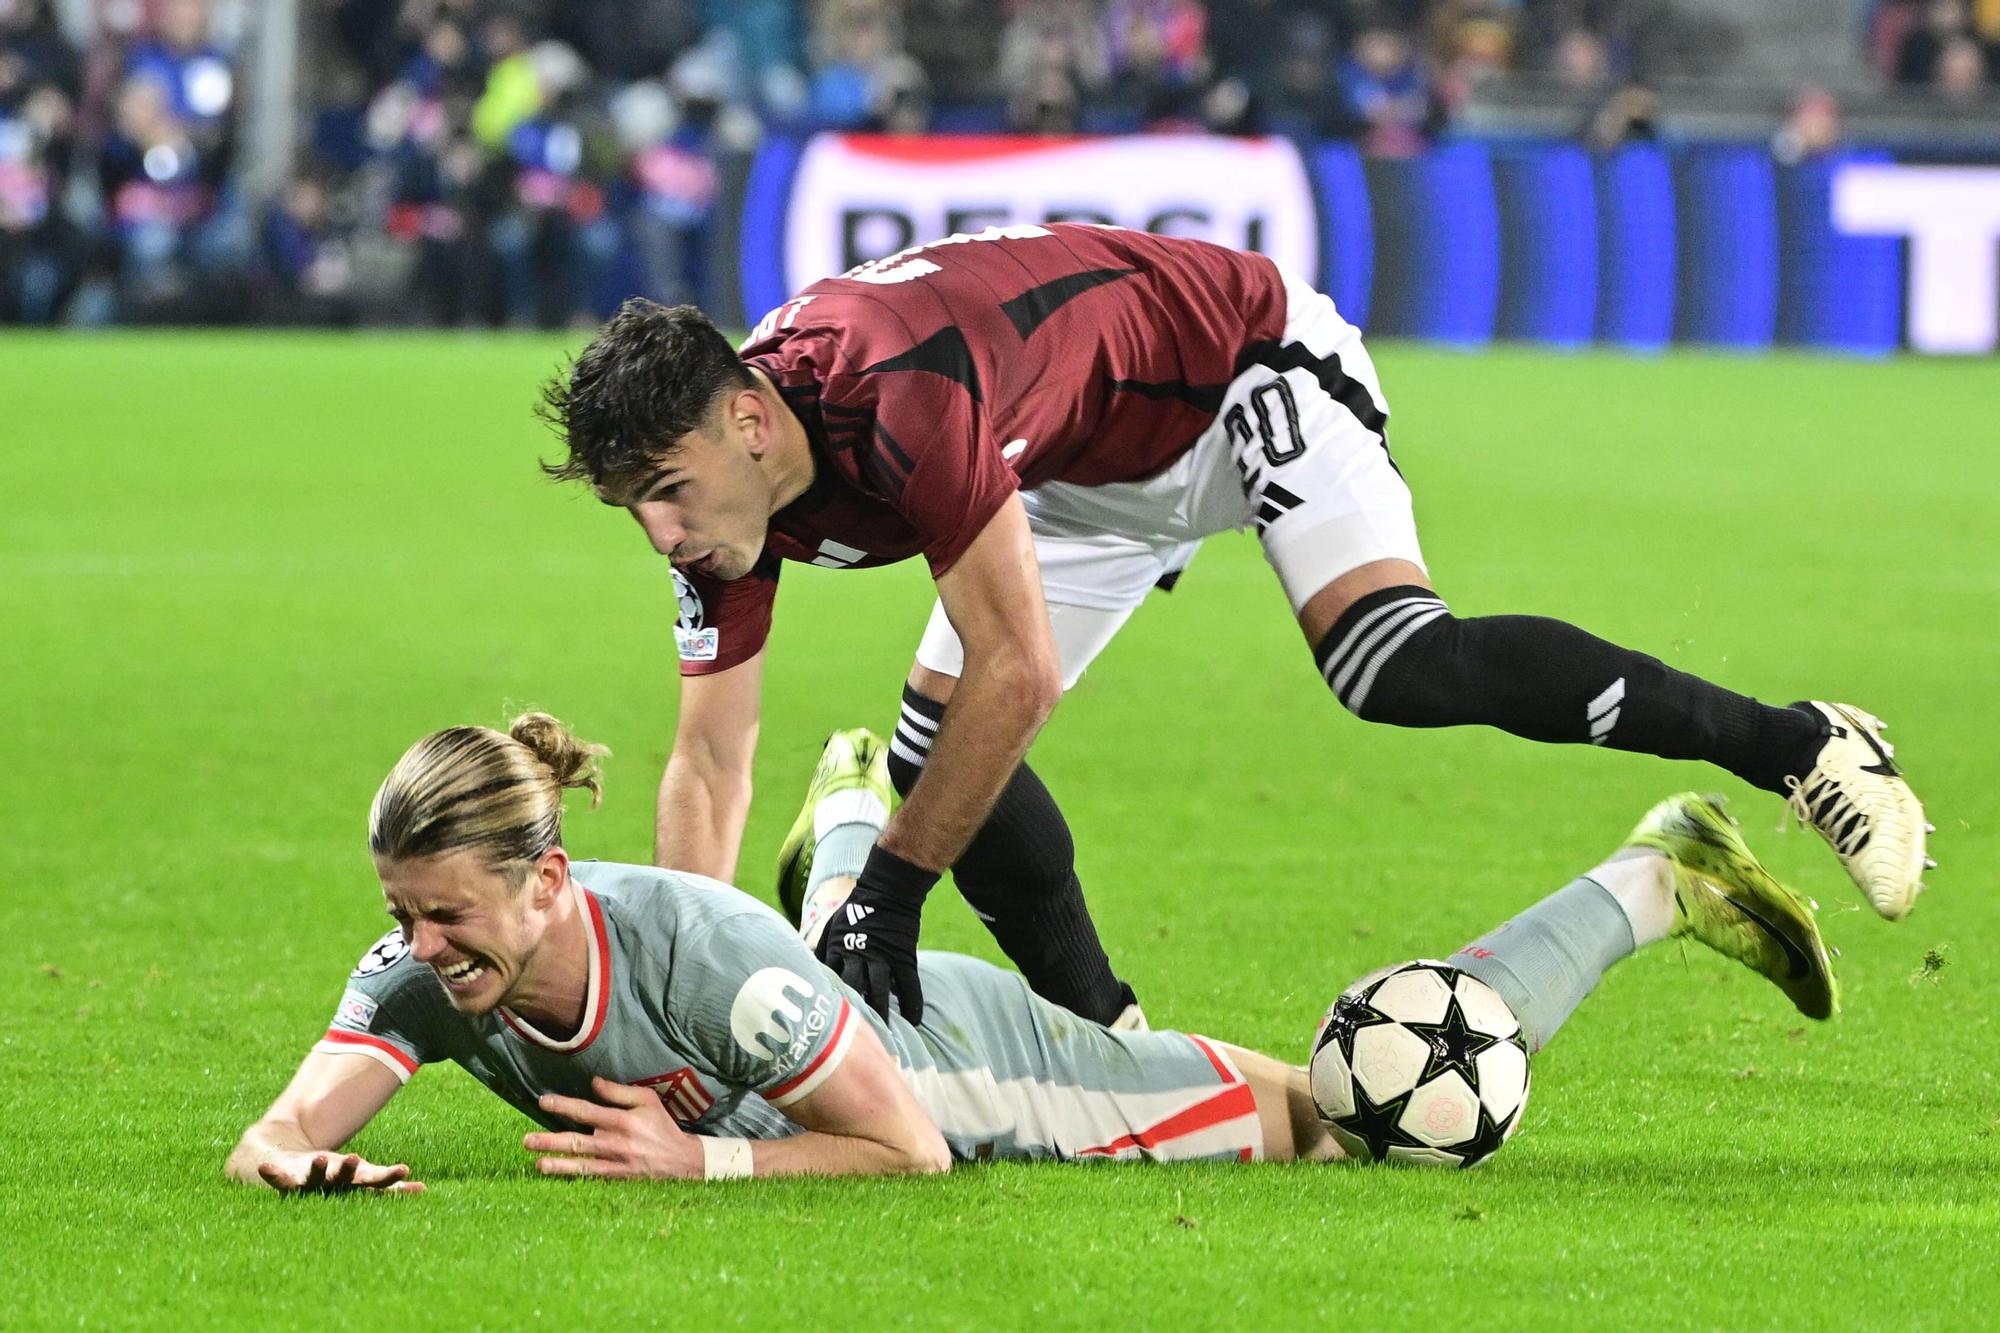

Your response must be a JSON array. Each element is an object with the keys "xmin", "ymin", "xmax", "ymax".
[{"xmin": 2, "ymin": 0, "xmax": 1996, "ymax": 327}]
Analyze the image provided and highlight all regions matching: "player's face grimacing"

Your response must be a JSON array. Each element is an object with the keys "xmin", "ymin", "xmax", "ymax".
[
  {"xmin": 610, "ymin": 388, "xmax": 797, "ymax": 583},
  {"xmin": 375, "ymin": 849, "xmax": 558, "ymax": 1016}
]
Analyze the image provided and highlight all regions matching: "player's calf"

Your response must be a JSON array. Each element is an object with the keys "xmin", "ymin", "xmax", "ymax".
[
  {"xmin": 891, "ymin": 683, "xmax": 1135, "ymax": 1025},
  {"xmin": 1310, "ymin": 584, "xmax": 1828, "ymax": 793},
  {"xmin": 1310, "ymin": 587, "xmax": 1935, "ymax": 915}
]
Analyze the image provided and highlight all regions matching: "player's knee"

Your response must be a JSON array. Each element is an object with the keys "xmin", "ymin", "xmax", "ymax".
[
  {"xmin": 906, "ymin": 662, "xmax": 959, "ymax": 706},
  {"xmin": 1312, "ymin": 584, "xmax": 1463, "ymax": 725}
]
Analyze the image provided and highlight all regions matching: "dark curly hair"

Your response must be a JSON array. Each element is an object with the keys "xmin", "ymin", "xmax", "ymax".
[{"xmin": 536, "ymin": 299, "xmax": 756, "ymax": 492}]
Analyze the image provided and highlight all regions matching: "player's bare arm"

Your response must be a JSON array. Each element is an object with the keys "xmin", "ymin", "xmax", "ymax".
[
  {"xmin": 655, "ymin": 651, "xmax": 764, "ymax": 878},
  {"xmin": 818, "ymin": 495, "xmax": 1061, "ymax": 1020},
  {"xmin": 226, "ymin": 1049, "xmax": 422, "ymax": 1194},
  {"xmin": 524, "ymin": 1025, "xmax": 948, "ymax": 1181},
  {"xmin": 878, "ymin": 495, "xmax": 1060, "ymax": 872}
]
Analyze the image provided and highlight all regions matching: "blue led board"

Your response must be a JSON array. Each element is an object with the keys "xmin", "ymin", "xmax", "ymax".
[
  {"xmin": 1674, "ymin": 145, "xmax": 1778, "ymax": 347},
  {"xmin": 1594, "ymin": 144, "xmax": 1675, "ymax": 350},
  {"xmin": 1493, "ymin": 142, "xmax": 1598, "ymax": 345},
  {"xmin": 738, "ymin": 135, "xmax": 807, "ymax": 324},
  {"xmin": 1311, "ymin": 141, "xmax": 1375, "ymax": 329},
  {"xmin": 1776, "ymin": 150, "xmax": 1903, "ymax": 354}
]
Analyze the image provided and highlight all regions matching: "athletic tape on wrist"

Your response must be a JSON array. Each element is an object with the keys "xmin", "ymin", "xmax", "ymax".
[{"xmin": 701, "ymin": 1135, "xmax": 753, "ymax": 1181}]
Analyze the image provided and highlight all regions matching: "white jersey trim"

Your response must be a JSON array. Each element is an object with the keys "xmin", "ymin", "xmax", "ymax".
[
  {"xmin": 313, "ymin": 1036, "xmax": 417, "ymax": 1085},
  {"xmin": 765, "ymin": 999, "xmax": 858, "ymax": 1109},
  {"xmin": 498, "ymin": 881, "xmax": 611, "ymax": 1053}
]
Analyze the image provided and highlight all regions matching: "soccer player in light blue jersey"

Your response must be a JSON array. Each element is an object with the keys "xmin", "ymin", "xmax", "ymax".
[
  {"xmin": 228, "ymin": 714, "xmax": 1834, "ymax": 1191},
  {"xmin": 229, "ymin": 714, "xmax": 1337, "ymax": 1189}
]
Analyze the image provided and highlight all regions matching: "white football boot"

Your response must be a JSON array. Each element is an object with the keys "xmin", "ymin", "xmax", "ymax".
[{"xmin": 1785, "ymin": 702, "xmax": 1932, "ymax": 920}]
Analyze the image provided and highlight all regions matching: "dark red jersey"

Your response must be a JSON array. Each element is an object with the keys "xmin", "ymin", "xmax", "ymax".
[{"xmin": 676, "ymin": 223, "xmax": 1289, "ymax": 674}]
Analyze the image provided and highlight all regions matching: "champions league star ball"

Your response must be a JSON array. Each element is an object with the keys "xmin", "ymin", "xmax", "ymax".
[{"xmin": 1309, "ymin": 960, "xmax": 1531, "ymax": 1168}]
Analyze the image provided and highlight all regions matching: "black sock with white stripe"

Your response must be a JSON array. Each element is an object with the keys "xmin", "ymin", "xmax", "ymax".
[
  {"xmin": 1313, "ymin": 586, "xmax": 1827, "ymax": 792},
  {"xmin": 888, "ymin": 684, "xmax": 1133, "ymax": 1024}
]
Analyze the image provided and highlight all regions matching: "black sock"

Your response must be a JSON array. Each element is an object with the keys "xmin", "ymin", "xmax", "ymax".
[
  {"xmin": 888, "ymin": 684, "xmax": 1132, "ymax": 1024},
  {"xmin": 1315, "ymin": 586, "xmax": 1828, "ymax": 793}
]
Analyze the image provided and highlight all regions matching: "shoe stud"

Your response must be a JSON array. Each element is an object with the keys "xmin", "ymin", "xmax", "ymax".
[
  {"xmin": 1924, "ymin": 858, "xmax": 1937, "ymax": 870},
  {"xmin": 1830, "ymin": 946, "xmax": 1842, "ymax": 958},
  {"xmin": 1925, "ymin": 822, "xmax": 1936, "ymax": 834}
]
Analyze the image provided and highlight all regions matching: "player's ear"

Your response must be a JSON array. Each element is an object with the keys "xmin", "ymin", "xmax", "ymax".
[
  {"xmin": 528, "ymin": 846, "xmax": 569, "ymax": 909},
  {"xmin": 730, "ymin": 386, "xmax": 770, "ymax": 454}
]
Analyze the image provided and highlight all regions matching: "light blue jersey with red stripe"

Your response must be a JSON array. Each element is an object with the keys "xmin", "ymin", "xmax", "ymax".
[{"xmin": 318, "ymin": 862, "xmax": 1260, "ymax": 1163}]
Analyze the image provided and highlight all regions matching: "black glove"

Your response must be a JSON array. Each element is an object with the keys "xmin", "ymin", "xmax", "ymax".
[{"xmin": 815, "ymin": 845, "xmax": 938, "ymax": 1022}]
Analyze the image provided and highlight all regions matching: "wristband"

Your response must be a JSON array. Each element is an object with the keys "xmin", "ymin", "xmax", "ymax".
[
  {"xmin": 701, "ymin": 1135, "xmax": 753, "ymax": 1181},
  {"xmin": 858, "ymin": 844, "xmax": 942, "ymax": 904}
]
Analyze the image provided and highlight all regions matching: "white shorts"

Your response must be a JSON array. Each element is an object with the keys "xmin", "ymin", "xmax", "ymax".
[{"xmin": 916, "ymin": 270, "xmax": 1424, "ymax": 688}]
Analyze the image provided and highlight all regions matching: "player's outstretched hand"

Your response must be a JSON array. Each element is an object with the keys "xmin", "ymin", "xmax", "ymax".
[
  {"xmin": 525, "ymin": 1076, "xmax": 700, "ymax": 1180},
  {"xmin": 814, "ymin": 885, "xmax": 925, "ymax": 1023},
  {"xmin": 256, "ymin": 1151, "xmax": 424, "ymax": 1195}
]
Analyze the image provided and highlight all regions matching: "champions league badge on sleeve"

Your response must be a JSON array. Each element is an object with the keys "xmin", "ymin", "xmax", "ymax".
[
  {"xmin": 353, "ymin": 929, "xmax": 411, "ymax": 978},
  {"xmin": 672, "ymin": 568, "xmax": 719, "ymax": 662}
]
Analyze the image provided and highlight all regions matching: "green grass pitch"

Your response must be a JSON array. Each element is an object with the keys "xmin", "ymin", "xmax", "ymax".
[{"xmin": 3, "ymin": 333, "xmax": 1995, "ymax": 1328}]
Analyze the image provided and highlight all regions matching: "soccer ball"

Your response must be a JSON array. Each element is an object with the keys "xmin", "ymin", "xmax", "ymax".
[{"xmin": 1308, "ymin": 959, "xmax": 1531, "ymax": 1168}]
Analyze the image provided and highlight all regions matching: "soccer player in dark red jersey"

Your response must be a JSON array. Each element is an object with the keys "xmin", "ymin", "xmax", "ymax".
[{"xmin": 537, "ymin": 223, "xmax": 1930, "ymax": 1025}]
